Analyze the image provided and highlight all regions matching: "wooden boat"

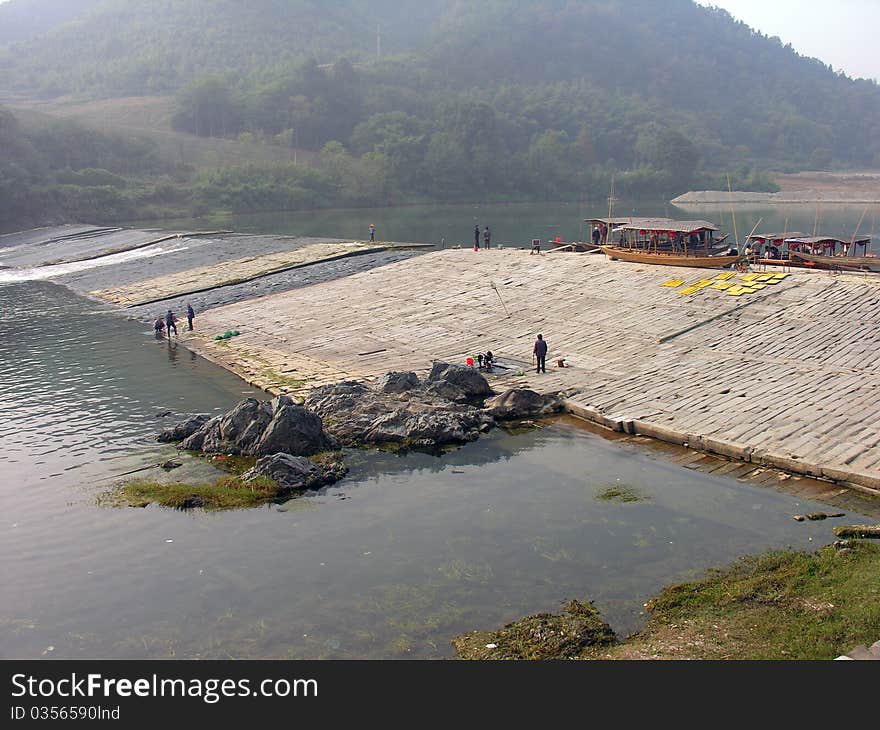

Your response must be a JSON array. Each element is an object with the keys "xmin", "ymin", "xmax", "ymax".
[
  {"xmin": 790, "ymin": 249, "xmax": 880, "ymax": 271},
  {"xmin": 746, "ymin": 231, "xmax": 810, "ymax": 268},
  {"xmin": 599, "ymin": 218, "xmax": 738, "ymax": 268},
  {"xmin": 549, "ymin": 240, "xmax": 600, "ymax": 253},
  {"xmin": 600, "ymin": 246, "xmax": 740, "ymax": 268},
  {"xmin": 784, "ymin": 235, "xmax": 877, "ymax": 271}
]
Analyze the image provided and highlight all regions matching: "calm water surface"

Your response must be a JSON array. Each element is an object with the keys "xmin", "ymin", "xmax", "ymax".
[
  {"xmin": 134, "ymin": 200, "xmax": 880, "ymax": 250},
  {"xmin": 1, "ymin": 279, "xmax": 867, "ymax": 659}
]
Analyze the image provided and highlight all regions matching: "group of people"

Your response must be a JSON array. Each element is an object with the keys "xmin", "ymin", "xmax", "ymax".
[
  {"xmin": 474, "ymin": 224, "xmax": 492, "ymax": 250},
  {"xmin": 154, "ymin": 304, "xmax": 195, "ymax": 338}
]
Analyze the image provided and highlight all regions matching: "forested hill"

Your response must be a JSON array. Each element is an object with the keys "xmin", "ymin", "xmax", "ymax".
[
  {"xmin": 1, "ymin": 0, "xmax": 878, "ymax": 173},
  {"xmin": 2, "ymin": 0, "xmax": 880, "ymax": 227},
  {"xmin": 0, "ymin": 0, "xmax": 447, "ymax": 95}
]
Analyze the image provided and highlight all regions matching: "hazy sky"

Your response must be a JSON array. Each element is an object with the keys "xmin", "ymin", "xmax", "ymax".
[{"xmin": 697, "ymin": 0, "xmax": 880, "ymax": 80}]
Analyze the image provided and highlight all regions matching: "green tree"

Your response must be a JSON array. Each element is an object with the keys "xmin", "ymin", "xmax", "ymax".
[{"xmin": 171, "ymin": 77, "xmax": 244, "ymax": 138}]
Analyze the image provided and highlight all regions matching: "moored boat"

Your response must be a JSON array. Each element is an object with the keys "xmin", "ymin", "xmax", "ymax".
[
  {"xmin": 600, "ymin": 246, "xmax": 740, "ymax": 268},
  {"xmin": 599, "ymin": 219, "xmax": 739, "ymax": 268},
  {"xmin": 785, "ymin": 235, "xmax": 877, "ymax": 271}
]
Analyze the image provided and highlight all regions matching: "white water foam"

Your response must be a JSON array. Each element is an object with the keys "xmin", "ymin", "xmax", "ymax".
[{"xmin": 0, "ymin": 244, "xmax": 189, "ymax": 283}]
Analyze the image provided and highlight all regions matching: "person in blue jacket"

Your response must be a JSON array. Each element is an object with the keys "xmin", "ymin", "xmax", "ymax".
[{"xmin": 533, "ymin": 334, "xmax": 548, "ymax": 374}]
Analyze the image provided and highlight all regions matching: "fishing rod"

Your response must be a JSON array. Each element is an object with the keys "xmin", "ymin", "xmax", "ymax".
[
  {"xmin": 96, "ymin": 460, "xmax": 182, "ymax": 482},
  {"xmin": 490, "ymin": 281, "xmax": 510, "ymax": 317}
]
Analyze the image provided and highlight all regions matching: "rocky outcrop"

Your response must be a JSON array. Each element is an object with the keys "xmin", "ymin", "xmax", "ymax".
[
  {"xmin": 160, "ymin": 364, "xmax": 556, "ymax": 456},
  {"xmin": 186, "ymin": 398, "xmax": 273, "ymax": 454},
  {"xmin": 242, "ymin": 452, "xmax": 347, "ymax": 492},
  {"xmin": 305, "ymin": 375, "xmax": 494, "ymax": 448},
  {"xmin": 170, "ymin": 396, "xmax": 334, "ymax": 456},
  {"xmin": 254, "ymin": 400, "xmax": 332, "ymax": 456},
  {"xmin": 157, "ymin": 414, "xmax": 210, "ymax": 443},
  {"xmin": 485, "ymin": 389, "xmax": 562, "ymax": 420},
  {"xmin": 427, "ymin": 362, "xmax": 493, "ymax": 400},
  {"xmin": 378, "ymin": 371, "xmax": 420, "ymax": 394}
]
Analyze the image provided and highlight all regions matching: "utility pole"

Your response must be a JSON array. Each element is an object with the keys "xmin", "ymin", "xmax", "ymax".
[{"xmin": 377, "ymin": 24, "xmax": 381, "ymax": 61}]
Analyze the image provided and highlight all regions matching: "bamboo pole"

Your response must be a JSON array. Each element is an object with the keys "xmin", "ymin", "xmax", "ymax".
[
  {"xmin": 607, "ymin": 173, "xmax": 615, "ymax": 245},
  {"xmin": 727, "ymin": 174, "xmax": 740, "ymax": 252},
  {"xmin": 871, "ymin": 210, "xmax": 877, "ymax": 255},
  {"xmin": 849, "ymin": 206, "xmax": 869, "ymax": 256}
]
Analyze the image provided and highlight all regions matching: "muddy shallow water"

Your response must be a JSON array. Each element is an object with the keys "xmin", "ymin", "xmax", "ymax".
[{"xmin": 0, "ymin": 280, "xmax": 871, "ymax": 659}]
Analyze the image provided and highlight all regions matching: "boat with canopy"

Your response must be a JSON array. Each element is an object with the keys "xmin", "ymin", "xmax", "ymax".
[{"xmin": 599, "ymin": 219, "xmax": 740, "ymax": 268}]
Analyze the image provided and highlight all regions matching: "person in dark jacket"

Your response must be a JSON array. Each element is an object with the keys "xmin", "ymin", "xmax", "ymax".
[
  {"xmin": 592, "ymin": 226, "xmax": 601, "ymax": 246},
  {"xmin": 533, "ymin": 334, "xmax": 548, "ymax": 374},
  {"xmin": 474, "ymin": 224, "xmax": 480, "ymax": 250},
  {"xmin": 186, "ymin": 303, "xmax": 195, "ymax": 331},
  {"xmin": 483, "ymin": 226, "xmax": 491, "ymax": 249},
  {"xmin": 165, "ymin": 309, "xmax": 178, "ymax": 338},
  {"xmin": 154, "ymin": 317, "xmax": 165, "ymax": 336}
]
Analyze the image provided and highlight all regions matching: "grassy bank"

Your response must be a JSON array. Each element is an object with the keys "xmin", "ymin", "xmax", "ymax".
[
  {"xmin": 106, "ymin": 450, "xmax": 346, "ymax": 510},
  {"xmin": 111, "ymin": 474, "xmax": 285, "ymax": 510},
  {"xmin": 454, "ymin": 541, "xmax": 880, "ymax": 660}
]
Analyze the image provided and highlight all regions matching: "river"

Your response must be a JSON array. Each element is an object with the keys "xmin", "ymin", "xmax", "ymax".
[
  {"xmin": 1, "ymin": 202, "xmax": 876, "ymax": 659},
  {"xmin": 136, "ymin": 200, "xmax": 880, "ymax": 251}
]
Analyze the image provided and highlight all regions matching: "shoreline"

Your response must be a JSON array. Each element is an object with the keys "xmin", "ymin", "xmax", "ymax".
[
  {"xmin": 172, "ymin": 248, "xmax": 880, "ymax": 496},
  {"xmin": 453, "ymin": 540, "xmax": 880, "ymax": 660}
]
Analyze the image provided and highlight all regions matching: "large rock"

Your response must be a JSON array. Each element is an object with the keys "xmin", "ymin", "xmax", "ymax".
[
  {"xmin": 254, "ymin": 402, "xmax": 335, "ymax": 456},
  {"xmin": 198, "ymin": 398, "xmax": 273, "ymax": 454},
  {"xmin": 179, "ymin": 415, "xmax": 220, "ymax": 451},
  {"xmin": 174, "ymin": 396, "xmax": 333, "ymax": 457},
  {"xmin": 485, "ymin": 389, "xmax": 562, "ymax": 420},
  {"xmin": 423, "ymin": 380, "xmax": 468, "ymax": 403},
  {"xmin": 306, "ymin": 377, "xmax": 495, "ymax": 448},
  {"xmin": 242, "ymin": 453, "xmax": 347, "ymax": 492},
  {"xmin": 362, "ymin": 407, "xmax": 491, "ymax": 447},
  {"xmin": 157, "ymin": 414, "xmax": 210, "ymax": 443},
  {"xmin": 378, "ymin": 371, "xmax": 421, "ymax": 394},
  {"xmin": 427, "ymin": 362, "xmax": 493, "ymax": 400}
]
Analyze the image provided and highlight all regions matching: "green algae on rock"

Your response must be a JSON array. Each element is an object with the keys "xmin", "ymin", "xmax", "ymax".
[
  {"xmin": 595, "ymin": 484, "xmax": 649, "ymax": 503},
  {"xmin": 452, "ymin": 600, "xmax": 615, "ymax": 660}
]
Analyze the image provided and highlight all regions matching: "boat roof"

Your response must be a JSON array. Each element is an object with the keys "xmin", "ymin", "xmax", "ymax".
[
  {"xmin": 747, "ymin": 232, "xmax": 807, "ymax": 241},
  {"xmin": 584, "ymin": 216, "xmax": 673, "ymax": 226},
  {"xmin": 784, "ymin": 235, "xmax": 871, "ymax": 245},
  {"xmin": 613, "ymin": 219, "xmax": 719, "ymax": 233}
]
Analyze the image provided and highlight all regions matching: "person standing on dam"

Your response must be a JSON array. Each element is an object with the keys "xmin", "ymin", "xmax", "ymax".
[{"xmin": 533, "ymin": 334, "xmax": 548, "ymax": 374}]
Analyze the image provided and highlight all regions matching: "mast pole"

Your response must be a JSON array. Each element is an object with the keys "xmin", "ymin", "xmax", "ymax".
[
  {"xmin": 727, "ymin": 173, "xmax": 740, "ymax": 252},
  {"xmin": 608, "ymin": 173, "xmax": 614, "ymax": 237}
]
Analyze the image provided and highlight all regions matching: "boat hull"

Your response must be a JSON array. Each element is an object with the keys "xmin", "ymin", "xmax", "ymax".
[
  {"xmin": 600, "ymin": 246, "xmax": 740, "ymax": 269},
  {"xmin": 790, "ymin": 251, "xmax": 880, "ymax": 272}
]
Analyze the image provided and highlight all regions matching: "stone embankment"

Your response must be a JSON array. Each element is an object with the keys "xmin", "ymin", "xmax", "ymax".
[{"xmin": 178, "ymin": 248, "xmax": 880, "ymax": 494}]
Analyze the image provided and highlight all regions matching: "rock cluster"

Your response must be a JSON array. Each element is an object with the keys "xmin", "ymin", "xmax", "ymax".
[
  {"xmin": 160, "ymin": 395, "xmax": 335, "ymax": 457},
  {"xmin": 158, "ymin": 362, "xmax": 563, "ymax": 488},
  {"xmin": 304, "ymin": 363, "xmax": 503, "ymax": 448}
]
